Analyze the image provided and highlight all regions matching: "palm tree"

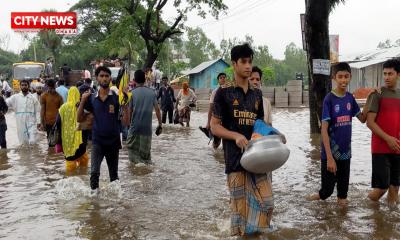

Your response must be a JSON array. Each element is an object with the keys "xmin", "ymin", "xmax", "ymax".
[
  {"xmin": 38, "ymin": 9, "xmax": 63, "ymax": 66},
  {"xmin": 305, "ymin": 0, "xmax": 344, "ymax": 134},
  {"xmin": 38, "ymin": 30, "xmax": 62, "ymax": 64}
]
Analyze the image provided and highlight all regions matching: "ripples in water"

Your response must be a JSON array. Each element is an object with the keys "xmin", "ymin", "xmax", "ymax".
[{"xmin": 1, "ymin": 109, "xmax": 399, "ymax": 239}]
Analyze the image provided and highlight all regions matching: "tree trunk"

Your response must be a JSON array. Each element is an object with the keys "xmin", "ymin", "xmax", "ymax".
[
  {"xmin": 305, "ymin": 0, "xmax": 332, "ymax": 134},
  {"xmin": 143, "ymin": 43, "xmax": 158, "ymax": 70}
]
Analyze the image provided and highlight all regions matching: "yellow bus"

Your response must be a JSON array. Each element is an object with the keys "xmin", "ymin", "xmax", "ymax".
[{"xmin": 12, "ymin": 62, "xmax": 45, "ymax": 92}]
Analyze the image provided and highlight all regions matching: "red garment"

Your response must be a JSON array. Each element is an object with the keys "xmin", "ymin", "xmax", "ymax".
[{"xmin": 372, "ymin": 97, "xmax": 400, "ymax": 154}]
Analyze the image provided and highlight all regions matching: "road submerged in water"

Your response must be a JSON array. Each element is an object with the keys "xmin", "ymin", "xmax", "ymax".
[{"xmin": 1, "ymin": 108, "xmax": 399, "ymax": 239}]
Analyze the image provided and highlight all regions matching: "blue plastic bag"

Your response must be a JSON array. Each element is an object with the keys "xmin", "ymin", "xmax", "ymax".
[{"xmin": 252, "ymin": 119, "xmax": 279, "ymax": 137}]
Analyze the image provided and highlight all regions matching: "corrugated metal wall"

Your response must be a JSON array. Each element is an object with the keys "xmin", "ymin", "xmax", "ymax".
[
  {"xmin": 349, "ymin": 63, "xmax": 384, "ymax": 93},
  {"xmin": 189, "ymin": 60, "xmax": 229, "ymax": 90}
]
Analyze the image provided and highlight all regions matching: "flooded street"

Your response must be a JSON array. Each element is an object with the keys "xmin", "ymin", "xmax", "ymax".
[{"xmin": 1, "ymin": 108, "xmax": 400, "ymax": 239}]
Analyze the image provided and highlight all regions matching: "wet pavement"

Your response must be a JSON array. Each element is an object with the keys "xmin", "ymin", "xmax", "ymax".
[{"xmin": 1, "ymin": 108, "xmax": 399, "ymax": 239}]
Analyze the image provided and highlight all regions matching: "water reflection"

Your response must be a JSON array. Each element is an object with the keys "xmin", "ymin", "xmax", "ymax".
[
  {"xmin": 0, "ymin": 109, "xmax": 399, "ymax": 239},
  {"xmin": 0, "ymin": 150, "xmax": 10, "ymax": 171}
]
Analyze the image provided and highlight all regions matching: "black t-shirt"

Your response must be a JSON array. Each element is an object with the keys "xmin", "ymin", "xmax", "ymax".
[
  {"xmin": 0, "ymin": 96, "xmax": 7, "ymax": 124},
  {"xmin": 213, "ymin": 85, "xmax": 264, "ymax": 174},
  {"xmin": 84, "ymin": 91, "xmax": 121, "ymax": 147},
  {"xmin": 62, "ymin": 66, "xmax": 71, "ymax": 77},
  {"xmin": 157, "ymin": 86, "xmax": 176, "ymax": 110}
]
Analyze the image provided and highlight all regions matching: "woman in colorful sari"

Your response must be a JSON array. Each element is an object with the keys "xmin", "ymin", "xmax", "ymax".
[
  {"xmin": 176, "ymin": 82, "xmax": 197, "ymax": 127},
  {"xmin": 56, "ymin": 87, "xmax": 88, "ymax": 172}
]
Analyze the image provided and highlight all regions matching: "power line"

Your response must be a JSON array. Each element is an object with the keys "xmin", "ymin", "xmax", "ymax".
[
  {"xmin": 229, "ymin": 0, "xmax": 262, "ymax": 13},
  {"xmin": 195, "ymin": 0, "xmax": 263, "ymax": 27},
  {"xmin": 195, "ymin": 0, "xmax": 274, "ymax": 28},
  {"xmin": 220, "ymin": 0, "xmax": 278, "ymax": 25},
  {"xmin": 228, "ymin": 0, "xmax": 252, "ymax": 12}
]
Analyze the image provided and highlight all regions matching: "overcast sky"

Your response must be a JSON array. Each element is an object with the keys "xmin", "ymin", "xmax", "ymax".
[{"xmin": 1, "ymin": 0, "xmax": 399, "ymax": 60}]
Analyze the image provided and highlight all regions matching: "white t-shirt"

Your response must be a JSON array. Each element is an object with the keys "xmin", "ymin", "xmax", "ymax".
[
  {"xmin": 2, "ymin": 80, "xmax": 11, "ymax": 92},
  {"xmin": 84, "ymin": 70, "xmax": 91, "ymax": 79},
  {"xmin": 154, "ymin": 69, "xmax": 162, "ymax": 84}
]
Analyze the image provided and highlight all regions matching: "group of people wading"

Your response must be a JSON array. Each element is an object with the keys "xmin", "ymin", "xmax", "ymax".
[{"xmin": 0, "ymin": 43, "xmax": 399, "ymax": 237}]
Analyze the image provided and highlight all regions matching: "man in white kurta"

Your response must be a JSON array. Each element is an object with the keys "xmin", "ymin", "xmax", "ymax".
[{"xmin": 6, "ymin": 80, "xmax": 41, "ymax": 145}]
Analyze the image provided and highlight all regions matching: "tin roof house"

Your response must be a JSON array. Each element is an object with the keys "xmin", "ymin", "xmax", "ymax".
[
  {"xmin": 341, "ymin": 47, "xmax": 400, "ymax": 93},
  {"xmin": 182, "ymin": 59, "xmax": 229, "ymax": 90}
]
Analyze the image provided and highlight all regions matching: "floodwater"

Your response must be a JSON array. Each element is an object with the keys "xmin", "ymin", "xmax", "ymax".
[{"xmin": 1, "ymin": 108, "xmax": 399, "ymax": 240}]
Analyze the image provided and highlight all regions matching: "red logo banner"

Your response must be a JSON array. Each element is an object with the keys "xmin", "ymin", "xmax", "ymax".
[{"xmin": 11, "ymin": 12, "xmax": 77, "ymax": 29}]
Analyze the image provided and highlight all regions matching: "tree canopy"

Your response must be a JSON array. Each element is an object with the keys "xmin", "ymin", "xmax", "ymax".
[
  {"xmin": 377, "ymin": 39, "xmax": 400, "ymax": 49},
  {"xmin": 15, "ymin": 0, "xmax": 307, "ymax": 85},
  {"xmin": 70, "ymin": 0, "xmax": 227, "ymax": 69},
  {"xmin": 0, "ymin": 48, "xmax": 20, "ymax": 79}
]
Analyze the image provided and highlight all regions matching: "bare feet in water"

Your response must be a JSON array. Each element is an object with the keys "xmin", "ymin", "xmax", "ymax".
[
  {"xmin": 337, "ymin": 198, "xmax": 348, "ymax": 206},
  {"xmin": 306, "ymin": 193, "xmax": 320, "ymax": 201}
]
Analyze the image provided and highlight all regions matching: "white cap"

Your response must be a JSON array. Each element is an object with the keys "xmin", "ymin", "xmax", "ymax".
[{"xmin": 31, "ymin": 82, "xmax": 44, "ymax": 90}]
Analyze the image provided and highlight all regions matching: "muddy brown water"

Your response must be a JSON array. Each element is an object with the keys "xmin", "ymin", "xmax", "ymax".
[{"xmin": 0, "ymin": 109, "xmax": 399, "ymax": 240}]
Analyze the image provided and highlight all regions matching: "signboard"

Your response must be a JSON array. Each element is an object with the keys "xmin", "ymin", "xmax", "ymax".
[
  {"xmin": 312, "ymin": 59, "xmax": 331, "ymax": 75},
  {"xmin": 329, "ymin": 35, "xmax": 339, "ymax": 63}
]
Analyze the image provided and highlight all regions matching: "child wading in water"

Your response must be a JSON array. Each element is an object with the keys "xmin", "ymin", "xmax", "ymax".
[{"xmin": 309, "ymin": 62, "xmax": 368, "ymax": 205}]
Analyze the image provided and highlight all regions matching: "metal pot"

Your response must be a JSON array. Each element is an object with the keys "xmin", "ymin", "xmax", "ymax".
[{"xmin": 240, "ymin": 135, "xmax": 290, "ymax": 173}]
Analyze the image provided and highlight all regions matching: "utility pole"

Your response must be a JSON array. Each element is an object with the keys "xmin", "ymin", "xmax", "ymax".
[
  {"xmin": 128, "ymin": 40, "xmax": 132, "ymax": 78},
  {"xmin": 167, "ymin": 40, "xmax": 170, "ymax": 77},
  {"xmin": 33, "ymin": 42, "xmax": 37, "ymax": 62}
]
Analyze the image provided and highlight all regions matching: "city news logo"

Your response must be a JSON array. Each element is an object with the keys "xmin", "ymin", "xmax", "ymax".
[{"xmin": 11, "ymin": 12, "xmax": 77, "ymax": 35}]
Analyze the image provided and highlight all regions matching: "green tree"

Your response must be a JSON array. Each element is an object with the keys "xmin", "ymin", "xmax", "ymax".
[
  {"xmin": 261, "ymin": 66, "xmax": 274, "ymax": 86},
  {"xmin": 377, "ymin": 39, "xmax": 393, "ymax": 49},
  {"xmin": 224, "ymin": 66, "xmax": 234, "ymax": 81},
  {"xmin": 72, "ymin": 0, "xmax": 226, "ymax": 69},
  {"xmin": 71, "ymin": 0, "xmax": 122, "ymax": 43},
  {"xmin": 38, "ymin": 9, "xmax": 64, "ymax": 65},
  {"xmin": 20, "ymin": 9, "xmax": 64, "ymax": 69},
  {"xmin": 254, "ymin": 45, "xmax": 273, "ymax": 69},
  {"xmin": 272, "ymin": 61, "xmax": 291, "ymax": 86},
  {"xmin": 185, "ymin": 27, "xmax": 220, "ymax": 68},
  {"xmin": 124, "ymin": 0, "xmax": 226, "ymax": 69},
  {"xmin": 220, "ymin": 37, "xmax": 240, "ymax": 63},
  {"xmin": 396, "ymin": 39, "xmax": 400, "ymax": 47},
  {"xmin": 168, "ymin": 61, "xmax": 189, "ymax": 79},
  {"xmin": 72, "ymin": 0, "xmax": 144, "ymax": 68},
  {"xmin": 377, "ymin": 38, "xmax": 400, "ymax": 48},
  {"xmin": 20, "ymin": 37, "xmax": 51, "ymax": 63},
  {"xmin": 38, "ymin": 29, "xmax": 62, "ymax": 65},
  {"xmin": 0, "ymin": 48, "xmax": 20, "ymax": 79},
  {"xmin": 284, "ymin": 42, "xmax": 307, "ymax": 74},
  {"xmin": 219, "ymin": 36, "xmax": 275, "ymax": 85},
  {"xmin": 150, "ymin": 37, "xmax": 189, "ymax": 79},
  {"xmin": 268, "ymin": 42, "xmax": 307, "ymax": 86}
]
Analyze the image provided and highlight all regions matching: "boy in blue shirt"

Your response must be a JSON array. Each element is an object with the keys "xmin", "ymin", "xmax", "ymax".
[{"xmin": 308, "ymin": 62, "xmax": 368, "ymax": 205}]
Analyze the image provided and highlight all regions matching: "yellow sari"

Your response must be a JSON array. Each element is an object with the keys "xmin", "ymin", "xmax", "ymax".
[{"xmin": 59, "ymin": 87, "xmax": 82, "ymax": 158}]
